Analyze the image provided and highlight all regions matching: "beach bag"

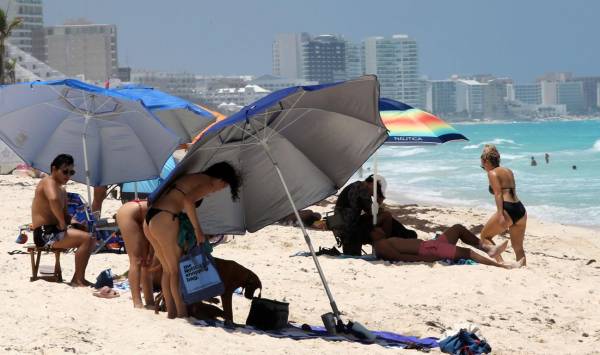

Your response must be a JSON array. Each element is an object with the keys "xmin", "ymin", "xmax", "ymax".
[
  {"xmin": 439, "ymin": 329, "xmax": 491, "ymax": 355},
  {"xmin": 178, "ymin": 244, "xmax": 224, "ymax": 305},
  {"xmin": 246, "ymin": 296, "xmax": 289, "ymax": 330},
  {"xmin": 94, "ymin": 268, "xmax": 114, "ymax": 289}
]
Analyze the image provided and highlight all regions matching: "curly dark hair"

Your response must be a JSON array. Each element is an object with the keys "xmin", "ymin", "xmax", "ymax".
[{"xmin": 203, "ymin": 162, "xmax": 242, "ymax": 201}]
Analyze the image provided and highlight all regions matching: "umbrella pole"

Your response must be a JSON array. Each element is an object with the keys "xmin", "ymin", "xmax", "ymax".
[
  {"xmin": 372, "ymin": 152, "xmax": 379, "ymax": 225},
  {"xmin": 82, "ymin": 116, "xmax": 93, "ymax": 213},
  {"xmin": 261, "ymin": 144, "xmax": 343, "ymax": 324}
]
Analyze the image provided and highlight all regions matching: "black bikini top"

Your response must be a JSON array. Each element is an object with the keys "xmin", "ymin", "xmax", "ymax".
[
  {"xmin": 169, "ymin": 185, "xmax": 203, "ymax": 208},
  {"xmin": 489, "ymin": 185, "xmax": 516, "ymax": 197}
]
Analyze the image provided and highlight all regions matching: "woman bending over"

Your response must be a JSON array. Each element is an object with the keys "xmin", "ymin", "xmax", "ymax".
[
  {"xmin": 480, "ymin": 144, "xmax": 527, "ymax": 265},
  {"xmin": 145, "ymin": 162, "xmax": 241, "ymax": 318}
]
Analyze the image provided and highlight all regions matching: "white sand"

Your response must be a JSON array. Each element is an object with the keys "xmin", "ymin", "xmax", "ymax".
[{"xmin": 1, "ymin": 174, "xmax": 599, "ymax": 354}]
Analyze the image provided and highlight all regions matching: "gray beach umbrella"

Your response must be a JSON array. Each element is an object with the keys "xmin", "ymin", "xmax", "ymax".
[
  {"xmin": 0, "ymin": 79, "xmax": 180, "ymax": 205},
  {"xmin": 150, "ymin": 75, "xmax": 388, "ymax": 323}
]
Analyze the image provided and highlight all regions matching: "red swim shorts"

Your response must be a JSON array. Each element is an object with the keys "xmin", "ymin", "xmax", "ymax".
[{"xmin": 417, "ymin": 234, "xmax": 457, "ymax": 260}]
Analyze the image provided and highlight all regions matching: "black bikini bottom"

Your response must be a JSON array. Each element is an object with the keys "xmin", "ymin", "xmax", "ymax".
[
  {"xmin": 503, "ymin": 201, "xmax": 526, "ymax": 224},
  {"xmin": 145, "ymin": 207, "xmax": 179, "ymax": 225}
]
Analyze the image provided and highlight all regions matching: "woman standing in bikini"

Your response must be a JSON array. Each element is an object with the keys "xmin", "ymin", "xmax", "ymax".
[
  {"xmin": 480, "ymin": 144, "xmax": 527, "ymax": 265},
  {"xmin": 144, "ymin": 162, "xmax": 241, "ymax": 319},
  {"xmin": 116, "ymin": 200, "xmax": 154, "ymax": 309}
]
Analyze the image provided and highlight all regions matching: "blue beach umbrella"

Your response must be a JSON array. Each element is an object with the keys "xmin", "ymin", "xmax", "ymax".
[
  {"xmin": 122, "ymin": 156, "xmax": 177, "ymax": 197},
  {"xmin": 151, "ymin": 75, "xmax": 388, "ymax": 324},
  {"xmin": 0, "ymin": 79, "xmax": 180, "ymax": 205},
  {"xmin": 113, "ymin": 85, "xmax": 217, "ymax": 144}
]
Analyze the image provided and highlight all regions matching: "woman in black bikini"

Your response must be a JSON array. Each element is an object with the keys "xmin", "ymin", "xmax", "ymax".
[
  {"xmin": 480, "ymin": 144, "xmax": 527, "ymax": 265},
  {"xmin": 144, "ymin": 162, "xmax": 241, "ymax": 318}
]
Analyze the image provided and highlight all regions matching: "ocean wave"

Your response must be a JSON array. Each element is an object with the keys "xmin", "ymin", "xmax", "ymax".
[
  {"xmin": 501, "ymin": 153, "xmax": 525, "ymax": 160},
  {"xmin": 406, "ymin": 176, "xmax": 436, "ymax": 184},
  {"xmin": 386, "ymin": 188, "xmax": 482, "ymax": 208},
  {"xmin": 527, "ymin": 204, "xmax": 600, "ymax": 227},
  {"xmin": 389, "ymin": 165, "xmax": 460, "ymax": 174},
  {"xmin": 390, "ymin": 147, "xmax": 429, "ymax": 157},
  {"xmin": 592, "ymin": 139, "xmax": 600, "ymax": 152},
  {"xmin": 462, "ymin": 138, "xmax": 518, "ymax": 150}
]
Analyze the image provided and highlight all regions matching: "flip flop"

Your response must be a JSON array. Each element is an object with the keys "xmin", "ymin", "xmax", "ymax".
[
  {"xmin": 93, "ymin": 286, "xmax": 120, "ymax": 299},
  {"xmin": 7, "ymin": 250, "xmax": 28, "ymax": 255}
]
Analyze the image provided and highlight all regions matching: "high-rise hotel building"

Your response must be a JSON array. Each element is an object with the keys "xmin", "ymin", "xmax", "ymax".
[{"xmin": 363, "ymin": 34, "xmax": 421, "ymax": 108}]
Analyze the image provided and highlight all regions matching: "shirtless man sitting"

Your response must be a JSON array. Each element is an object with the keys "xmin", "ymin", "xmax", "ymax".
[{"xmin": 31, "ymin": 154, "xmax": 96, "ymax": 286}]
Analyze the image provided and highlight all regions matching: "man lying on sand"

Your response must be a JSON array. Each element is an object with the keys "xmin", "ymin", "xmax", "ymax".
[
  {"xmin": 373, "ymin": 224, "xmax": 524, "ymax": 269},
  {"xmin": 31, "ymin": 154, "xmax": 96, "ymax": 286}
]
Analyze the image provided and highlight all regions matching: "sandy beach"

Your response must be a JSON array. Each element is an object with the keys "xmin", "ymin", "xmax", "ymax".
[{"xmin": 1, "ymin": 174, "xmax": 599, "ymax": 354}]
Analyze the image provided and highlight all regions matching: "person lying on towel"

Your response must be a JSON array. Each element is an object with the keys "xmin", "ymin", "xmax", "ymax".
[{"xmin": 373, "ymin": 224, "xmax": 524, "ymax": 269}]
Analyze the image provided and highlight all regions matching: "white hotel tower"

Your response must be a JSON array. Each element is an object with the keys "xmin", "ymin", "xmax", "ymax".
[{"xmin": 363, "ymin": 34, "xmax": 421, "ymax": 108}]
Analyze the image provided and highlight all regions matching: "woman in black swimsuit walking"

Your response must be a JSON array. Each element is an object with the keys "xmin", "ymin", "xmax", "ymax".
[
  {"xmin": 480, "ymin": 144, "xmax": 527, "ymax": 265},
  {"xmin": 144, "ymin": 162, "xmax": 241, "ymax": 318}
]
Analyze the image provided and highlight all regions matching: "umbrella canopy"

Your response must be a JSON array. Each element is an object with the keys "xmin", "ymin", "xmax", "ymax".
[
  {"xmin": 113, "ymin": 85, "xmax": 219, "ymax": 143},
  {"xmin": 152, "ymin": 75, "xmax": 387, "ymax": 233},
  {"xmin": 0, "ymin": 79, "xmax": 180, "ymax": 202},
  {"xmin": 151, "ymin": 75, "xmax": 387, "ymax": 322},
  {"xmin": 379, "ymin": 97, "xmax": 468, "ymax": 145},
  {"xmin": 190, "ymin": 109, "xmax": 228, "ymax": 144},
  {"xmin": 370, "ymin": 98, "xmax": 468, "ymax": 223},
  {"xmin": 122, "ymin": 156, "xmax": 177, "ymax": 194}
]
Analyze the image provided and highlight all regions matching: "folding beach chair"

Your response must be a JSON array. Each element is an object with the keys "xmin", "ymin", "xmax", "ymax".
[{"xmin": 65, "ymin": 193, "xmax": 123, "ymax": 253}]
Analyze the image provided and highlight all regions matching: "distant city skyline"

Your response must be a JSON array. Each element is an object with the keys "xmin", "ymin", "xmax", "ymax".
[{"xmin": 42, "ymin": 0, "xmax": 600, "ymax": 81}]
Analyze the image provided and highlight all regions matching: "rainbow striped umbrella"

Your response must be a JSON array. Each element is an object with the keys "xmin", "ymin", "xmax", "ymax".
[
  {"xmin": 369, "ymin": 98, "xmax": 468, "ymax": 224},
  {"xmin": 379, "ymin": 98, "xmax": 468, "ymax": 145}
]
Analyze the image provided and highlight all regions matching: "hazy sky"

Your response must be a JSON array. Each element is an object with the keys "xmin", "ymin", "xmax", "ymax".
[{"xmin": 44, "ymin": 0, "xmax": 600, "ymax": 82}]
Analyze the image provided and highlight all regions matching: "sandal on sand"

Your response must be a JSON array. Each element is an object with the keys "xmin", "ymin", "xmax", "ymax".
[{"xmin": 93, "ymin": 286, "xmax": 120, "ymax": 299}]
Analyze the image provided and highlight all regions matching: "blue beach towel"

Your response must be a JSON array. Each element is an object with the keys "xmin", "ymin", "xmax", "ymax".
[
  {"xmin": 114, "ymin": 279, "xmax": 130, "ymax": 292},
  {"xmin": 295, "ymin": 323, "xmax": 439, "ymax": 349},
  {"xmin": 440, "ymin": 258, "xmax": 478, "ymax": 265},
  {"xmin": 290, "ymin": 251, "xmax": 476, "ymax": 265},
  {"xmin": 191, "ymin": 319, "xmax": 438, "ymax": 349}
]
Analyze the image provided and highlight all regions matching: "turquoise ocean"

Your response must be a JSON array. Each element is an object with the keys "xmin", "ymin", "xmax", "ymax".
[{"xmin": 366, "ymin": 119, "xmax": 600, "ymax": 228}]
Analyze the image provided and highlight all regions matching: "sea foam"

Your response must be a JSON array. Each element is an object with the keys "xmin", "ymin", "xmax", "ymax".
[{"xmin": 463, "ymin": 138, "xmax": 518, "ymax": 150}]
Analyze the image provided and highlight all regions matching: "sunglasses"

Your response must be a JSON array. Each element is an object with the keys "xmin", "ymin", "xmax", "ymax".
[
  {"xmin": 61, "ymin": 169, "xmax": 76, "ymax": 176},
  {"xmin": 480, "ymin": 165, "xmax": 486, "ymax": 170}
]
